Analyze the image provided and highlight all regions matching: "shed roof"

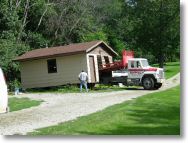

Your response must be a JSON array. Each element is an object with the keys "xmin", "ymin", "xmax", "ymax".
[{"xmin": 15, "ymin": 40, "xmax": 118, "ymax": 61}]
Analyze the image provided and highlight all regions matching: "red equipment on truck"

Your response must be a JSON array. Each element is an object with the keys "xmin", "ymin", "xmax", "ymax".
[
  {"xmin": 99, "ymin": 50, "xmax": 165, "ymax": 90},
  {"xmin": 99, "ymin": 50, "xmax": 134, "ymax": 71}
]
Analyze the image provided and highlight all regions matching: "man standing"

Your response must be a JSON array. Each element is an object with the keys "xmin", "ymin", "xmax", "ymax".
[{"xmin": 78, "ymin": 70, "xmax": 88, "ymax": 92}]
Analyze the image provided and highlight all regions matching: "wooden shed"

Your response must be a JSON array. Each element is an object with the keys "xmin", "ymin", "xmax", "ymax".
[{"xmin": 15, "ymin": 40, "xmax": 118, "ymax": 89}]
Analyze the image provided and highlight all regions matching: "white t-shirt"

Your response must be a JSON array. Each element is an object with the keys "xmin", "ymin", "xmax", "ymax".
[{"xmin": 78, "ymin": 72, "xmax": 88, "ymax": 81}]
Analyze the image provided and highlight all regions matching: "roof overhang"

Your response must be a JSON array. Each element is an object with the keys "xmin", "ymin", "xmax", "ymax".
[
  {"xmin": 86, "ymin": 41, "xmax": 118, "ymax": 56},
  {"xmin": 14, "ymin": 40, "xmax": 118, "ymax": 62},
  {"xmin": 14, "ymin": 51, "xmax": 85, "ymax": 62}
]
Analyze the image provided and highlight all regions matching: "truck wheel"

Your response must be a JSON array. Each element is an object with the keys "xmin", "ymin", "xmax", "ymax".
[
  {"xmin": 142, "ymin": 77, "xmax": 155, "ymax": 90},
  {"xmin": 154, "ymin": 83, "xmax": 162, "ymax": 89}
]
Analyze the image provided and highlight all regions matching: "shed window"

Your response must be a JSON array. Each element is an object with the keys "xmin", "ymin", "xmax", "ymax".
[
  {"xmin": 47, "ymin": 59, "xmax": 57, "ymax": 73},
  {"xmin": 104, "ymin": 56, "xmax": 110, "ymax": 64}
]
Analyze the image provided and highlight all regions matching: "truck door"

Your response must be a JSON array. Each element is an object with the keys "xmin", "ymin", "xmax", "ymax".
[{"xmin": 128, "ymin": 60, "xmax": 143, "ymax": 79}]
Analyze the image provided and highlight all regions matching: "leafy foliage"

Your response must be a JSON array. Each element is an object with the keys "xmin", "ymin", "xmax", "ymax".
[
  {"xmin": 0, "ymin": 0, "xmax": 180, "ymax": 89},
  {"xmin": 0, "ymin": 39, "xmax": 29, "ymax": 83}
]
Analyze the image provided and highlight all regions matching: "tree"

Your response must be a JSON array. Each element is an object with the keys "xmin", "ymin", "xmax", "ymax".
[
  {"xmin": 0, "ymin": 39, "xmax": 29, "ymax": 84},
  {"xmin": 0, "ymin": 0, "xmax": 180, "ymax": 89},
  {"xmin": 45, "ymin": 0, "xmax": 95, "ymax": 45},
  {"xmin": 123, "ymin": 0, "xmax": 180, "ymax": 67}
]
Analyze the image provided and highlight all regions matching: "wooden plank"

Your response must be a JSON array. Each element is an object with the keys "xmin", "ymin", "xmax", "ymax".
[{"xmin": 89, "ymin": 56, "xmax": 96, "ymax": 83}]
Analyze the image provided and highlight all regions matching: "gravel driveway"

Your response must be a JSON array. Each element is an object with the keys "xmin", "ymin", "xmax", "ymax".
[{"xmin": 0, "ymin": 73, "xmax": 180, "ymax": 135}]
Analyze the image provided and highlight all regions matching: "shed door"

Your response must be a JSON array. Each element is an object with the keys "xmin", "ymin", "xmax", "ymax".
[{"xmin": 89, "ymin": 56, "xmax": 96, "ymax": 83}]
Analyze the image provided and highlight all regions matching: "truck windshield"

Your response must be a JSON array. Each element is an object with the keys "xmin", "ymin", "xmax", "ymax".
[{"xmin": 141, "ymin": 60, "xmax": 149, "ymax": 67}]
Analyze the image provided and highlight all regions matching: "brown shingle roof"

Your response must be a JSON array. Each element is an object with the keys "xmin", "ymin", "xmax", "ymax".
[{"xmin": 15, "ymin": 40, "xmax": 118, "ymax": 61}]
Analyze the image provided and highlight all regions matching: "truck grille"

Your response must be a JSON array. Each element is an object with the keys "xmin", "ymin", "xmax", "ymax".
[{"xmin": 159, "ymin": 70, "xmax": 164, "ymax": 79}]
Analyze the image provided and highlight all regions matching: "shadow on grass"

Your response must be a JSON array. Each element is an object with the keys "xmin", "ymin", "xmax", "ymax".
[
  {"xmin": 77, "ymin": 126, "xmax": 180, "ymax": 135},
  {"xmin": 75, "ymin": 94, "xmax": 180, "ymax": 135},
  {"xmin": 153, "ymin": 62, "xmax": 180, "ymax": 67},
  {"xmin": 75, "ymin": 106, "xmax": 180, "ymax": 135},
  {"xmin": 124, "ymin": 87, "xmax": 144, "ymax": 90},
  {"xmin": 165, "ymin": 63, "xmax": 180, "ymax": 67}
]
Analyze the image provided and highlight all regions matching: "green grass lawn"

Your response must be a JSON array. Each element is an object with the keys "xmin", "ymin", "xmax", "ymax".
[
  {"xmin": 153, "ymin": 62, "xmax": 180, "ymax": 79},
  {"xmin": 164, "ymin": 62, "xmax": 180, "ymax": 79},
  {"xmin": 30, "ymin": 85, "xmax": 180, "ymax": 135},
  {"xmin": 8, "ymin": 97, "xmax": 42, "ymax": 112}
]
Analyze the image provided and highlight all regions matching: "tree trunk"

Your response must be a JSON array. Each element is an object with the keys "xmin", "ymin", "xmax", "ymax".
[
  {"xmin": 158, "ymin": 0, "xmax": 164, "ymax": 68},
  {"xmin": 158, "ymin": 53, "xmax": 164, "ymax": 68}
]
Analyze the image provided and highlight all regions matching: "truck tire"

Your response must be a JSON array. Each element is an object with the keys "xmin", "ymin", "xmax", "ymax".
[
  {"xmin": 142, "ymin": 77, "xmax": 155, "ymax": 90},
  {"xmin": 154, "ymin": 83, "xmax": 162, "ymax": 89}
]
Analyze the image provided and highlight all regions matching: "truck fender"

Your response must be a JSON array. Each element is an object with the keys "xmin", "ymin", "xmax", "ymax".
[{"xmin": 141, "ymin": 74, "xmax": 156, "ymax": 83}]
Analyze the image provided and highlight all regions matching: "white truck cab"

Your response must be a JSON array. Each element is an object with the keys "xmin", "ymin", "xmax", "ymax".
[
  {"xmin": 100, "ymin": 50, "xmax": 165, "ymax": 90},
  {"xmin": 127, "ymin": 58, "xmax": 165, "ymax": 89},
  {"xmin": 0, "ymin": 67, "xmax": 8, "ymax": 113}
]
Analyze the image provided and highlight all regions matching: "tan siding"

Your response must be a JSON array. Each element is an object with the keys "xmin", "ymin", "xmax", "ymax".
[
  {"xmin": 89, "ymin": 45, "xmax": 112, "ymax": 56},
  {"xmin": 20, "ymin": 53, "xmax": 87, "ymax": 89},
  {"xmin": 86, "ymin": 45, "xmax": 114, "ymax": 83},
  {"xmin": 89, "ymin": 45, "xmax": 113, "ymax": 65},
  {"xmin": 20, "ymin": 45, "xmax": 115, "ymax": 89},
  {"xmin": 108, "ymin": 56, "xmax": 113, "ymax": 63}
]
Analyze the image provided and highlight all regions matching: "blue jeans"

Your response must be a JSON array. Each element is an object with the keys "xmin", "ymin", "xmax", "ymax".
[{"xmin": 80, "ymin": 80, "xmax": 88, "ymax": 92}]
